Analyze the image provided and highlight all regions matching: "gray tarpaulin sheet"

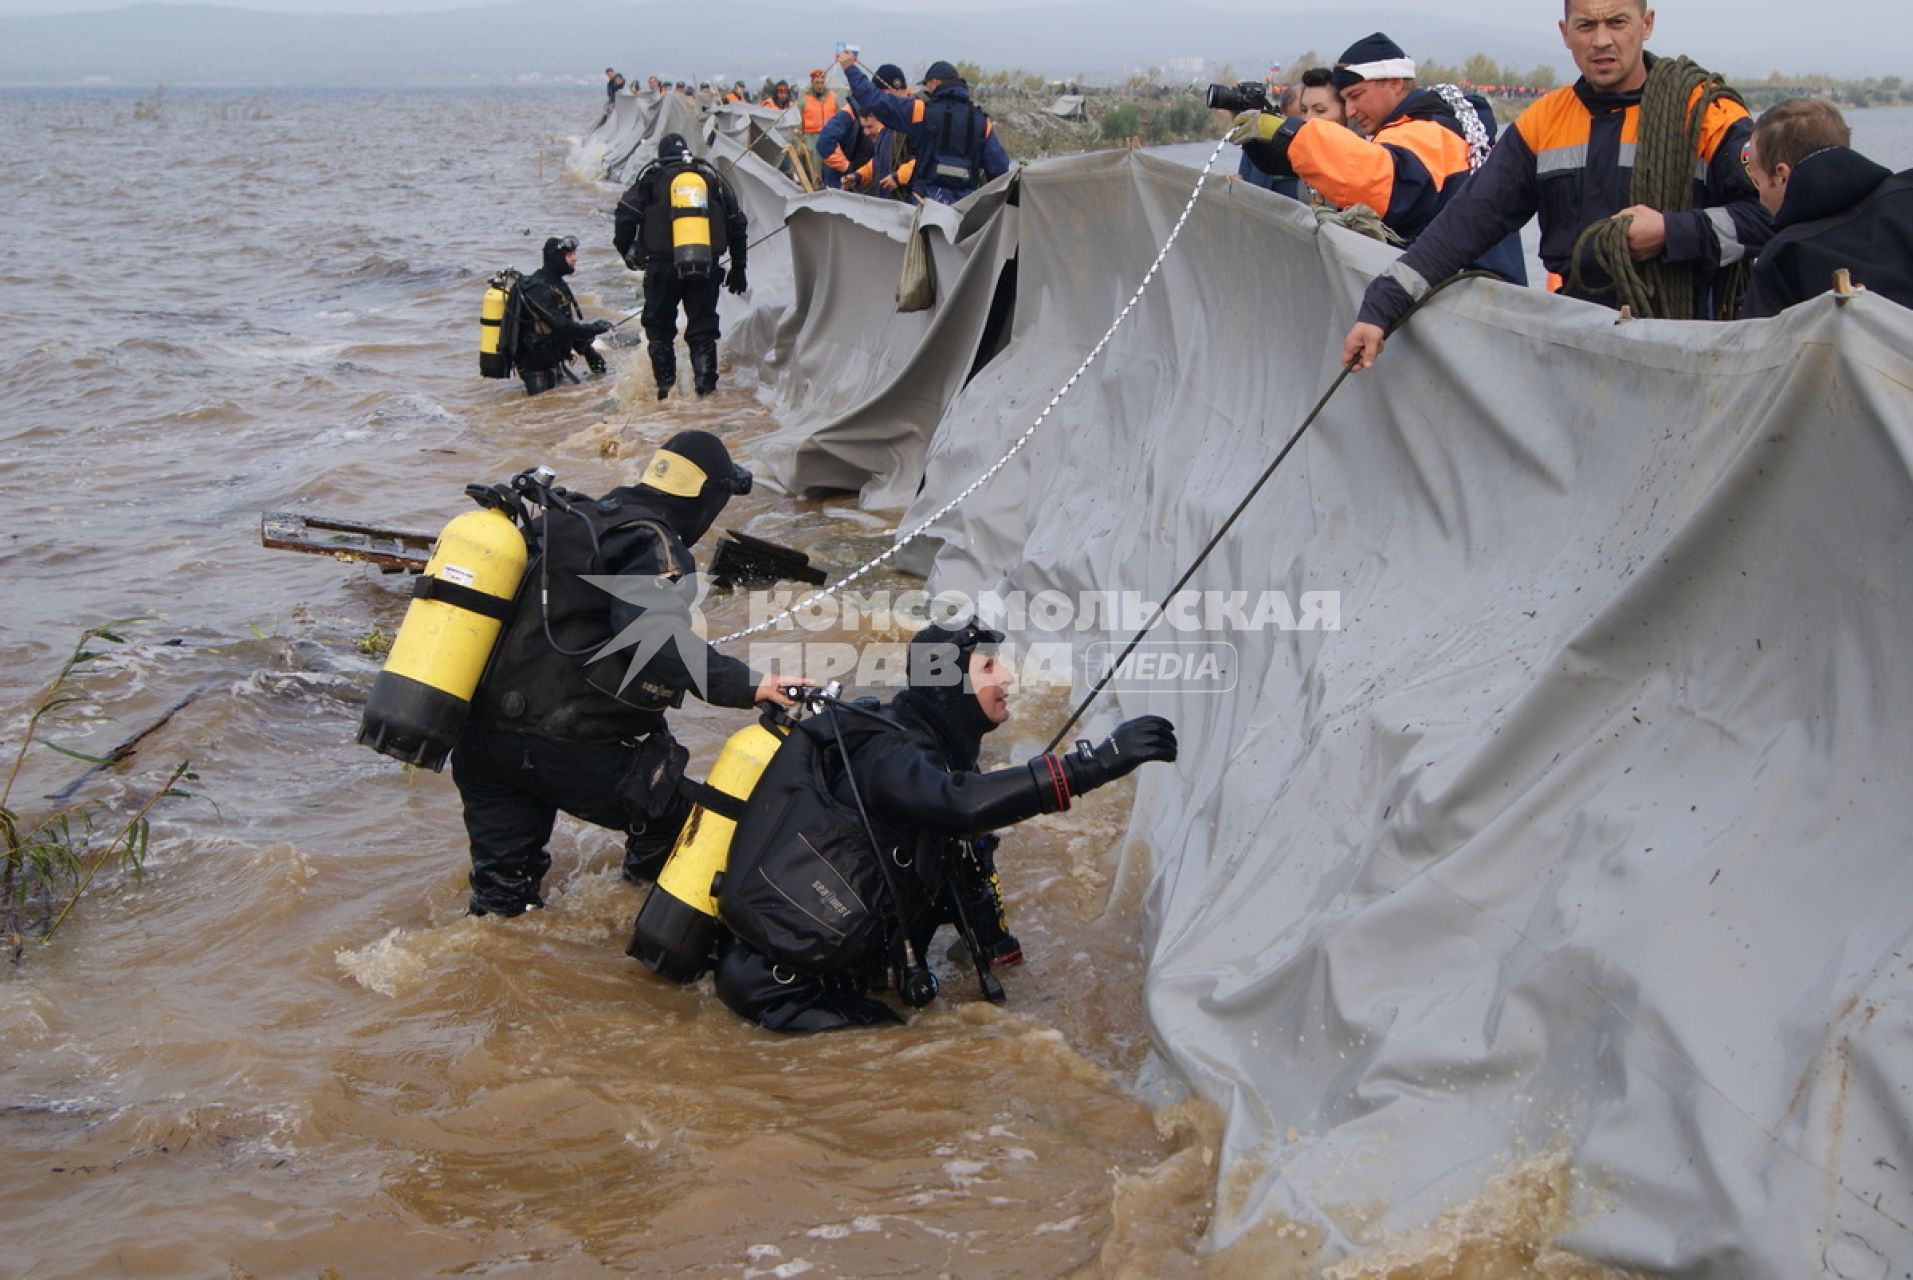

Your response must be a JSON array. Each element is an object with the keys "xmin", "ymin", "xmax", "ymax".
[
  {"xmin": 577, "ymin": 90, "xmax": 708, "ymax": 185},
  {"xmin": 589, "ymin": 114, "xmax": 1913, "ymax": 1274}
]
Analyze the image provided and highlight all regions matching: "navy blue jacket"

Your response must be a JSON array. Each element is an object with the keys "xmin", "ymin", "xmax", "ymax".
[
  {"xmin": 1742, "ymin": 148, "xmax": 1913, "ymax": 317},
  {"xmin": 846, "ymin": 64, "xmax": 1010, "ymax": 203},
  {"xmin": 814, "ymin": 104, "xmax": 866, "ymax": 189}
]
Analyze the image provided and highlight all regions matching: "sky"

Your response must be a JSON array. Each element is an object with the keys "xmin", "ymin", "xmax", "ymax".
[{"xmin": 0, "ymin": 0, "xmax": 1905, "ymax": 77}]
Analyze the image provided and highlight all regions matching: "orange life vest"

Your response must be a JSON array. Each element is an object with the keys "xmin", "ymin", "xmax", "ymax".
[{"xmin": 801, "ymin": 90, "xmax": 837, "ymax": 135}]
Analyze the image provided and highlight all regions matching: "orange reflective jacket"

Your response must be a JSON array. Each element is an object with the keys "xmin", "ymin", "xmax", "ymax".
[{"xmin": 801, "ymin": 91, "xmax": 837, "ymax": 134}]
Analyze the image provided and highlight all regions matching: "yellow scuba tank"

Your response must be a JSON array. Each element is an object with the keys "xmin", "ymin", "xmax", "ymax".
[
  {"xmin": 668, "ymin": 169, "xmax": 714, "ymax": 277},
  {"xmin": 357, "ymin": 505, "xmax": 528, "ymax": 770},
  {"xmin": 478, "ymin": 269, "xmax": 518, "ymax": 379},
  {"xmin": 628, "ymin": 709, "xmax": 789, "ymax": 981}
]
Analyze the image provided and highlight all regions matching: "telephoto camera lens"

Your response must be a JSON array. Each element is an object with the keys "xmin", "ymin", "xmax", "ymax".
[{"xmin": 1206, "ymin": 82, "xmax": 1270, "ymax": 114}]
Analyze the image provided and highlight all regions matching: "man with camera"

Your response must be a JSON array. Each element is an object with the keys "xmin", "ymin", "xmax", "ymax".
[
  {"xmin": 452, "ymin": 433, "xmax": 807, "ymax": 918},
  {"xmin": 1227, "ymin": 33, "xmax": 1526, "ymax": 284},
  {"xmin": 1342, "ymin": 0, "xmax": 1770, "ymax": 367},
  {"xmin": 1219, "ymin": 78, "xmax": 1303, "ymax": 199},
  {"xmin": 611, "ymin": 133, "xmax": 750, "ymax": 399}
]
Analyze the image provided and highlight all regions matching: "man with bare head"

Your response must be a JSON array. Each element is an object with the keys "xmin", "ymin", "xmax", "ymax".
[
  {"xmin": 1740, "ymin": 98, "xmax": 1913, "ymax": 316},
  {"xmin": 1342, "ymin": 0, "xmax": 1772, "ymax": 366}
]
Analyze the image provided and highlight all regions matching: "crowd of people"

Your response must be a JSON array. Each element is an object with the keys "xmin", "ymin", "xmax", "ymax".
[
  {"xmin": 1197, "ymin": 3, "xmax": 1909, "ymax": 355},
  {"xmin": 458, "ymin": 7, "xmax": 1905, "ymax": 1035}
]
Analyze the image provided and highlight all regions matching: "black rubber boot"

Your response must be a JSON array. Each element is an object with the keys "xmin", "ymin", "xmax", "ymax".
[
  {"xmin": 648, "ymin": 340, "xmax": 676, "ymax": 400},
  {"xmin": 689, "ymin": 341, "xmax": 719, "ymax": 398}
]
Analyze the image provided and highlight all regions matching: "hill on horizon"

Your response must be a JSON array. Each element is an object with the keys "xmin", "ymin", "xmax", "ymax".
[{"xmin": 0, "ymin": 0, "xmax": 1897, "ymax": 88}]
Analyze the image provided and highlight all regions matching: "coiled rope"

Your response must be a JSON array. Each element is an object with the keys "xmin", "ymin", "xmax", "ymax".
[
  {"xmin": 713, "ymin": 135, "xmax": 1231, "ymax": 645},
  {"xmin": 1567, "ymin": 56, "xmax": 1749, "ymax": 319}
]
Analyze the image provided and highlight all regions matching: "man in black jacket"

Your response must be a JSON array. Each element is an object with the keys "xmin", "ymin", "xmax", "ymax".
[
  {"xmin": 512, "ymin": 235, "xmax": 611, "ymax": 396},
  {"xmin": 611, "ymin": 134, "xmax": 749, "ymax": 399},
  {"xmin": 1740, "ymin": 98, "xmax": 1913, "ymax": 317},
  {"xmin": 714, "ymin": 620, "xmax": 1179, "ymax": 1032},
  {"xmin": 452, "ymin": 431, "xmax": 803, "ymax": 917}
]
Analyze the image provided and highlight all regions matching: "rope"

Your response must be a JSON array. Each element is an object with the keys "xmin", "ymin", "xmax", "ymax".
[
  {"xmin": 1567, "ymin": 56, "xmax": 1747, "ymax": 319},
  {"xmin": 713, "ymin": 134, "xmax": 1232, "ymax": 646},
  {"xmin": 1044, "ymin": 270, "xmax": 1496, "ymax": 751}
]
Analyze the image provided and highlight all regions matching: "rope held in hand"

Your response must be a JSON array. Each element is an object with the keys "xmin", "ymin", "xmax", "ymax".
[{"xmin": 1567, "ymin": 56, "xmax": 1749, "ymax": 319}]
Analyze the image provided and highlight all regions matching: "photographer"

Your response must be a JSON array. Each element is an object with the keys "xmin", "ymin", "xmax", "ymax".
[
  {"xmin": 1222, "ymin": 80, "xmax": 1302, "ymax": 199},
  {"xmin": 1296, "ymin": 66, "xmax": 1347, "ymax": 126},
  {"xmin": 1227, "ymin": 33, "xmax": 1525, "ymax": 282}
]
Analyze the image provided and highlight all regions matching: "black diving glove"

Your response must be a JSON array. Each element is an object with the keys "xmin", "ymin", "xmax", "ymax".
[
  {"xmin": 585, "ymin": 349, "xmax": 608, "ymax": 374},
  {"xmin": 725, "ymin": 263, "xmax": 748, "ymax": 295},
  {"xmin": 1060, "ymin": 715, "xmax": 1178, "ymax": 795},
  {"xmin": 588, "ymin": 319, "xmax": 615, "ymax": 335}
]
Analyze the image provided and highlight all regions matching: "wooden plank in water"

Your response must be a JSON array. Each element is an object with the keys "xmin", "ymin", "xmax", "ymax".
[{"xmin": 260, "ymin": 511, "xmax": 434, "ymax": 574}]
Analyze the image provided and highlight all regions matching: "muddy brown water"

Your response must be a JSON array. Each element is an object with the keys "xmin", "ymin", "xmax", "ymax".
[
  {"xmin": 5, "ymin": 82, "xmax": 1798, "ymax": 1278},
  {"xmin": 0, "ymin": 87, "xmax": 1226, "ymax": 1278}
]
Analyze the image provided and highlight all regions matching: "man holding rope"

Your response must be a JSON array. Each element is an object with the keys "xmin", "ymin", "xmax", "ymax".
[{"xmin": 1343, "ymin": 0, "xmax": 1772, "ymax": 368}]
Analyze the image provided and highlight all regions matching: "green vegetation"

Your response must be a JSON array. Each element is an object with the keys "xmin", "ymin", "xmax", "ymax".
[
  {"xmin": 1743, "ymin": 71, "xmax": 1910, "ymax": 110},
  {"xmin": 1, "ymin": 624, "xmax": 194, "ymax": 960},
  {"xmin": 130, "ymin": 83, "xmax": 166, "ymax": 122},
  {"xmin": 958, "ymin": 55, "xmax": 1910, "ymax": 163}
]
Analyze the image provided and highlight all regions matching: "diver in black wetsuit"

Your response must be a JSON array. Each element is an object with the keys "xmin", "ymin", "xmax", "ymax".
[
  {"xmin": 512, "ymin": 235, "xmax": 611, "ymax": 396},
  {"xmin": 714, "ymin": 620, "xmax": 1179, "ymax": 1032}
]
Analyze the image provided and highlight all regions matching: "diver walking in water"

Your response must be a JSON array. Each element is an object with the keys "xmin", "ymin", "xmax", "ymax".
[
  {"xmin": 446, "ymin": 434, "xmax": 806, "ymax": 916},
  {"xmin": 511, "ymin": 236, "xmax": 612, "ymax": 396},
  {"xmin": 612, "ymin": 134, "xmax": 749, "ymax": 399}
]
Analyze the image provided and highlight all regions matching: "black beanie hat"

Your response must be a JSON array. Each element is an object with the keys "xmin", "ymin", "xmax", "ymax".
[
  {"xmin": 1333, "ymin": 32, "xmax": 1414, "ymax": 93},
  {"xmin": 895, "ymin": 618, "xmax": 1006, "ymax": 769},
  {"xmin": 874, "ymin": 63, "xmax": 908, "ymax": 91},
  {"xmin": 657, "ymin": 132, "xmax": 690, "ymax": 163}
]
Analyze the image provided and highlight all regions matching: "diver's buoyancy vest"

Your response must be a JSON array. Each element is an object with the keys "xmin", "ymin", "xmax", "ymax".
[
  {"xmin": 719, "ymin": 700, "xmax": 962, "ymax": 975},
  {"xmin": 471, "ymin": 489, "xmax": 695, "ymax": 742},
  {"xmin": 512, "ymin": 270, "xmax": 583, "ymax": 365},
  {"xmin": 718, "ymin": 706, "xmax": 898, "ymax": 975},
  {"xmin": 640, "ymin": 161, "xmax": 725, "ymax": 261},
  {"xmin": 917, "ymin": 95, "xmax": 988, "ymax": 193}
]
